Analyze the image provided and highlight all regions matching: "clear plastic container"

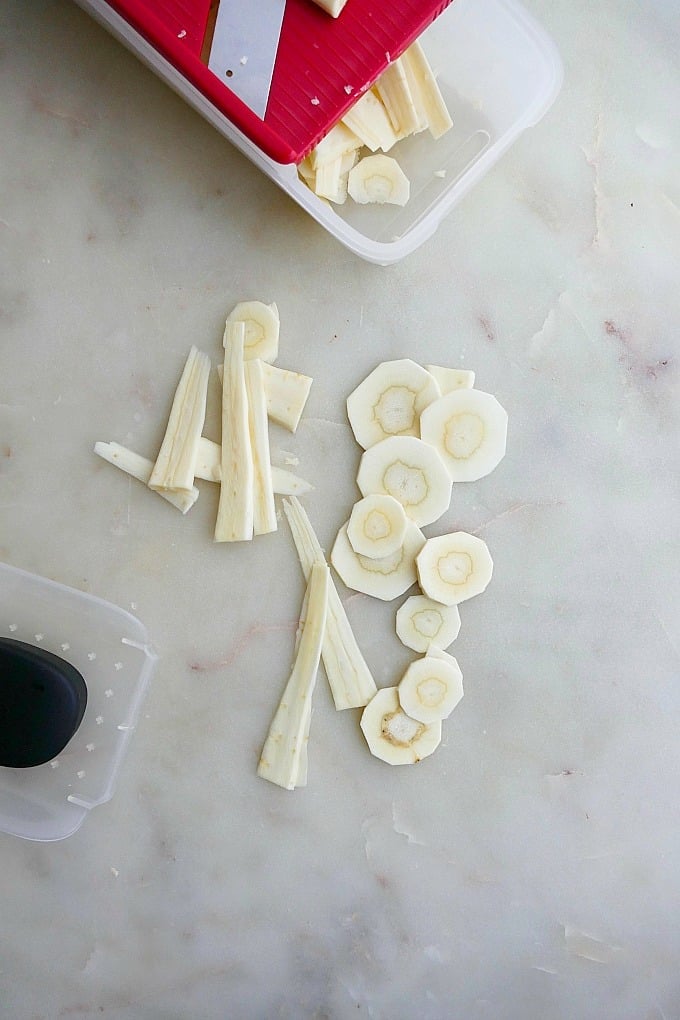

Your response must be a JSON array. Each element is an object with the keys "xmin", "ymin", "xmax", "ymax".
[
  {"xmin": 77, "ymin": 0, "xmax": 562, "ymax": 263},
  {"xmin": 0, "ymin": 563, "xmax": 156, "ymax": 841}
]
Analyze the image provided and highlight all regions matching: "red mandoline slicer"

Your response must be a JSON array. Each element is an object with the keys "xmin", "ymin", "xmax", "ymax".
[{"xmin": 97, "ymin": 0, "xmax": 454, "ymax": 163}]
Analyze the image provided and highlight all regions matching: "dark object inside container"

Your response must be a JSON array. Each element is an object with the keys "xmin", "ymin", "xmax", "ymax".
[{"xmin": 0, "ymin": 638, "xmax": 87, "ymax": 768}]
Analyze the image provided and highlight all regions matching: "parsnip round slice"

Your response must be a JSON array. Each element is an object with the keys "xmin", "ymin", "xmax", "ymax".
[
  {"xmin": 360, "ymin": 686, "xmax": 441, "ymax": 765},
  {"xmin": 357, "ymin": 435, "xmax": 452, "ymax": 527},
  {"xmin": 395, "ymin": 594, "xmax": 461, "ymax": 653},
  {"xmin": 347, "ymin": 359, "xmax": 440, "ymax": 450},
  {"xmin": 226, "ymin": 300, "xmax": 280, "ymax": 363},
  {"xmin": 348, "ymin": 155, "xmax": 410, "ymax": 206},
  {"xmin": 347, "ymin": 494, "xmax": 408, "ymax": 559},
  {"xmin": 420, "ymin": 389, "xmax": 508, "ymax": 482},
  {"xmin": 330, "ymin": 520, "xmax": 425, "ymax": 601},
  {"xmin": 416, "ymin": 531, "xmax": 493, "ymax": 606},
  {"xmin": 397, "ymin": 652, "xmax": 463, "ymax": 724}
]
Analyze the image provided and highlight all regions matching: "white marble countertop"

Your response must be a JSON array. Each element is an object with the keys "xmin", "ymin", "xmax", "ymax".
[{"xmin": 1, "ymin": 1, "xmax": 679, "ymax": 1017}]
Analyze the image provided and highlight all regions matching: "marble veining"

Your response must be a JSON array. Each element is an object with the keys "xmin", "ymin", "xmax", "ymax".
[{"xmin": 1, "ymin": 1, "xmax": 679, "ymax": 1018}]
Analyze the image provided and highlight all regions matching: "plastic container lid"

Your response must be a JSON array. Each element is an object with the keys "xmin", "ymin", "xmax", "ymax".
[{"xmin": 0, "ymin": 562, "xmax": 156, "ymax": 841}]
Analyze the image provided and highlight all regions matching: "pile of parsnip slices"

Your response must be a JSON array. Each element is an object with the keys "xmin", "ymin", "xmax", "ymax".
[
  {"xmin": 259, "ymin": 358, "xmax": 508, "ymax": 786},
  {"xmin": 94, "ymin": 301, "xmax": 314, "ymax": 535},
  {"xmin": 93, "ymin": 307, "xmax": 508, "ymax": 789}
]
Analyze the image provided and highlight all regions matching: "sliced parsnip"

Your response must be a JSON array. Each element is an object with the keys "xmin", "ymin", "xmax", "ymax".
[
  {"xmin": 348, "ymin": 154, "xmax": 410, "ymax": 206},
  {"xmin": 375, "ymin": 57, "xmax": 422, "ymax": 137},
  {"xmin": 214, "ymin": 321, "xmax": 254, "ymax": 542},
  {"xmin": 226, "ymin": 301, "xmax": 280, "ymax": 364},
  {"xmin": 360, "ymin": 686, "xmax": 441, "ymax": 765},
  {"xmin": 292, "ymin": 575, "xmax": 315, "ymax": 788},
  {"xmin": 425, "ymin": 366, "xmax": 475, "ymax": 394},
  {"xmin": 401, "ymin": 40, "xmax": 453, "ymax": 140},
  {"xmin": 357, "ymin": 435, "xmax": 452, "ymax": 528},
  {"xmin": 282, "ymin": 496, "xmax": 377, "ymax": 711},
  {"xmin": 310, "ymin": 122, "xmax": 362, "ymax": 170},
  {"xmin": 261, "ymin": 362, "xmax": 313, "ymax": 432},
  {"xmin": 315, "ymin": 154, "xmax": 344, "ymax": 201},
  {"xmin": 218, "ymin": 361, "xmax": 313, "ymax": 433},
  {"xmin": 395, "ymin": 594, "xmax": 461, "ymax": 653},
  {"xmin": 340, "ymin": 149, "xmax": 360, "ymax": 175},
  {"xmin": 420, "ymin": 388, "xmax": 508, "ymax": 482},
  {"xmin": 416, "ymin": 531, "xmax": 493, "ymax": 606},
  {"xmin": 270, "ymin": 466, "xmax": 313, "ymax": 497},
  {"xmin": 148, "ymin": 345, "xmax": 211, "ymax": 493},
  {"xmin": 297, "ymin": 156, "xmax": 316, "ymax": 184},
  {"xmin": 397, "ymin": 650, "xmax": 463, "ymax": 724},
  {"xmin": 244, "ymin": 359, "xmax": 277, "ymax": 536},
  {"xmin": 347, "ymin": 493, "xmax": 407, "ymax": 559},
  {"xmin": 193, "ymin": 437, "xmax": 313, "ymax": 495},
  {"xmin": 341, "ymin": 89, "xmax": 399, "ymax": 153},
  {"xmin": 330, "ymin": 519, "xmax": 425, "ymax": 602},
  {"xmin": 257, "ymin": 562, "xmax": 329, "ymax": 790},
  {"xmin": 94, "ymin": 442, "xmax": 198, "ymax": 514},
  {"xmin": 309, "ymin": 0, "xmax": 349, "ymax": 17},
  {"xmin": 193, "ymin": 436, "xmax": 222, "ymax": 483},
  {"xmin": 346, "ymin": 358, "xmax": 440, "ymax": 450}
]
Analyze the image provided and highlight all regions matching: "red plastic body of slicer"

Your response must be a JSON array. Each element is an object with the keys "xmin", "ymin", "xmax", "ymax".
[{"xmin": 101, "ymin": 0, "xmax": 454, "ymax": 163}]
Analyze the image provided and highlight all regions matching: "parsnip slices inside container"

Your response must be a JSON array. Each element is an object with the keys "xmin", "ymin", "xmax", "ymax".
[
  {"xmin": 299, "ymin": 39, "xmax": 453, "ymax": 207},
  {"xmin": 348, "ymin": 155, "xmax": 410, "ymax": 206}
]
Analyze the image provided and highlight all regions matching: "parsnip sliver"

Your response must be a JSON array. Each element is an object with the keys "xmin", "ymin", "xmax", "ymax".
[
  {"xmin": 245, "ymin": 359, "xmax": 277, "ymax": 536},
  {"xmin": 214, "ymin": 322, "xmax": 254, "ymax": 542},
  {"xmin": 148, "ymin": 345, "xmax": 210, "ymax": 493}
]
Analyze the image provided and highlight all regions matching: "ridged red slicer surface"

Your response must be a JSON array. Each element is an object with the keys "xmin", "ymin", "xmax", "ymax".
[{"xmin": 103, "ymin": 0, "xmax": 454, "ymax": 162}]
